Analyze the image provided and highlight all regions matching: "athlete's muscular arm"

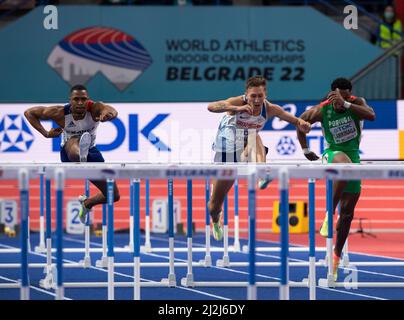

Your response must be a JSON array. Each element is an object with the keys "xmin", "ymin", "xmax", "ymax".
[
  {"xmin": 24, "ymin": 106, "xmax": 64, "ymax": 138},
  {"xmin": 267, "ymin": 102, "xmax": 311, "ymax": 133},
  {"xmin": 296, "ymin": 106, "xmax": 323, "ymax": 161},
  {"xmin": 92, "ymin": 102, "xmax": 118, "ymax": 122},
  {"xmin": 349, "ymin": 97, "xmax": 376, "ymax": 121},
  {"xmin": 207, "ymin": 96, "xmax": 253, "ymax": 115},
  {"xmin": 328, "ymin": 90, "xmax": 376, "ymax": 121}
]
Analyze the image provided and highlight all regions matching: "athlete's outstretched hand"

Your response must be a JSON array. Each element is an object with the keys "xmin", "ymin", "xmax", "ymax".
[
  {"xmin": 304, "ymin": 151, "xmax": 320, "ymax": 161},
  {"xmin": 96, "ymin": 110, "xmax": 116, "ymax": 122},
  {"xmin": 236, "ymin": 104, "xmax": 253, "ymax": 115},
  {"xmin": 46, "ymin": 127, "xmax": 63, "ymax": 138},
  {"xmin": 296, "ymin": 118, "xmax": 311, "ymax": 133}
]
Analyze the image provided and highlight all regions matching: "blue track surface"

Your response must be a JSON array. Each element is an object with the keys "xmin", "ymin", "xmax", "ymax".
[{"xmin": 1, "ymin": 233, "xmax": 404, "ymax": 300}]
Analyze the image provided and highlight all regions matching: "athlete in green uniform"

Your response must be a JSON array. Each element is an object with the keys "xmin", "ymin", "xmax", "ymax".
[{"xmin": 296, "ymin": 78, "xmax": 376, "ymax": 281}]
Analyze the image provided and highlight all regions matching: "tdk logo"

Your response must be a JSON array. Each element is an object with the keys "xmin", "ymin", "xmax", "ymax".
[
  {"xmin": 52, "ymin": 114, "xmax": 171, "ymax": 152},
  {"xmin": 388, "ymin": 170, "xmax": 404, "ymax": 178},
  {"xmin": 47, "ymin": 27, "xmax": 153, "ymax": 91},
  {"xmin": 0, "ymin": 114, "xmax": 34, "ymax": 152}
]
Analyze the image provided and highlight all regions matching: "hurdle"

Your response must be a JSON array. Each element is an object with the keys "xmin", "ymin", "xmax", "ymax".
[{"xmin": 3, "ymin": 162, "xmax": 404, "ymax": 300}]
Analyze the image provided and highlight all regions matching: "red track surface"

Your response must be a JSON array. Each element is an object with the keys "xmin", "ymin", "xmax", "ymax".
[{"xmin": 1, "ymin": 178, "xmax": 404, "ymax": 258}]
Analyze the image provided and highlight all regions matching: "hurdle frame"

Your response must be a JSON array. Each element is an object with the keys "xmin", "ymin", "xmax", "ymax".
[{"xmin": 3, "ymin": 162, "xmax": 404, "ymax": 300}]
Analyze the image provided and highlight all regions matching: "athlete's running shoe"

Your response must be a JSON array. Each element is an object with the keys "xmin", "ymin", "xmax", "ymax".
[
  {"xmin": 320, "ymin": 213, "xmax": 329, "ymax": 237},
  {"xmin": 212, "ymin": 211, "xmax": 223, "ymax": 241},
  {"xmin": 333, "ymin": 253, "xmax": 340, "ymax": 282},
  {"xmin": 79, "ymin": 132, "xmax": 91, "ymax": 162},
  {"xmin": 78, "ymin": 195, "xmax": 90, "ymax": 224}
]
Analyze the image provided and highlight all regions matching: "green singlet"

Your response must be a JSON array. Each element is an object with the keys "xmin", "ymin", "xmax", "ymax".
[{"xmin": 321, "ymin": 100, "xmax": 362, "ymax": 193}]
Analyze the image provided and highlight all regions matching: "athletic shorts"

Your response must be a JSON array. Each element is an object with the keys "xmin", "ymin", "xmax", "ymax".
[
  {"xmin": 214, "ymin": 146, "xmax": 269, "ymax": 163},
  {"xmin": 322, "ymin": 149, "xmax": 361, "ymax": 193},
  {"xmin": 60, "ymin": 146, "xmax": 105, "ymax": 163}
]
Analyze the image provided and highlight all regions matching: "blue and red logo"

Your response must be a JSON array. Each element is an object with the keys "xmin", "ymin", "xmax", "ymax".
[{"xmin": 48, "ymin": 26, "xmax": 153, "ymax": 91}]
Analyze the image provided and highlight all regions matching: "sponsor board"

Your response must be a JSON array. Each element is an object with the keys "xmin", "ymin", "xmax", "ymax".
[{"xmin": 0, "ymin": 102, "xmax": 400, "ymax": 162}]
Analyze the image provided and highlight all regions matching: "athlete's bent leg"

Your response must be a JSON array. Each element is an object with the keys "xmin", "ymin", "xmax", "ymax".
[
  {"xmin": 208, "ymin": 179, "xmax": 235, "ymax": 222},
  {"xmin": 320, "ymin": 151, "xmax": 351, "ymax": 237},
  {"xmin": 335, "ymin": 192, "xmax": 360, "ymax": 257},
  {"xmin": 63, "ymin": 137, "xmax": 80, "ymax": 162},
  {"xmin": 83, "ymin": 180, "xmax": 120, "ymax": 210}
]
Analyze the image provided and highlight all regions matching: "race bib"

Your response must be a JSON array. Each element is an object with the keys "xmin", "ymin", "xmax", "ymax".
[{"xmin": 329, "ymin": 121, "xmax": 357, "ymax": 144}]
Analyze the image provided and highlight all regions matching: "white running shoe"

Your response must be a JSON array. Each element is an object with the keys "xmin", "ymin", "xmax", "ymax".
[{"xmin": 79, "ymin": 132, "xmax": 91, "ymax": 162}]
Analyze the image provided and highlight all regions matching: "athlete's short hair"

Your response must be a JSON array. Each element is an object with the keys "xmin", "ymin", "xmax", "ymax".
[
  {"xmin": 70, "ymin": 84, "xmax": 87, "ymax": 93},
  {"xmin": 331, "ymin": 78, "xmax": 352, "ymax": 91},
  {"xmin": 246, "ymin": 76, "xmax": 266, "ymax": 90}
]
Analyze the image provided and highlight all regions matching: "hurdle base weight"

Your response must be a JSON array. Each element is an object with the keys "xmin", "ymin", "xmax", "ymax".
[
  {"xmin": 318, "ymin": 276, "xmax": 336, "ymax": 288},
  {"xmin": 216, "ymin": 256, "xmax": 230, "ymax": 267},
  {"xmin": 79, "ymin": 256, "xmax": 91, "ymax": 268},
  {"xmin": 40, "ymin": 265, "xmax": 57, "ymax": 290},
  {"xmin": 95, "ymin": 256, "xmax": 108, "ymax": 268},
  {"xmin": 35, "ymin": 245, "xmax": 47, "ymax": 253},
  {"xmin": 180, "ymin": 274, "xmax": 194, "ymax": 287},
  {"xmin": 199, "ymin": 255, "xmax": 212, "ymax": 267},
  {"xmin": 140, "ymin": 244, "xmax": 152, "ymax": 253},
  {"xmin": 162, "ymin": 274, "xmax": 177, "ymax": 287},
  {"xmin": 318, "ymin": 258, "xmax": 329, "ymax": 267},
  {"xmin": 232, "ymin": 241, "xmax": 241, "ymax": 252}
]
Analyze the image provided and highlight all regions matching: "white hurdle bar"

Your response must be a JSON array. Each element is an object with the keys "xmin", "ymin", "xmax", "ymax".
[{"xmin": 4, "ymin": 162, "xmax": 404, "ymax": 299}]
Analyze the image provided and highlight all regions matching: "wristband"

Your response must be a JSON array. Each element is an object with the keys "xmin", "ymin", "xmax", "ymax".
[
  {"xmin": 303, "ymin": 148, "xmax": 311, "ymax": 155},
  {"xmin": 343, "ymin": 101, "xmax": 352, "ymax": 109}
]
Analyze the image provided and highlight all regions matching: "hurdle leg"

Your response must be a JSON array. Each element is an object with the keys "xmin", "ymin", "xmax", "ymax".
[
  {"xmin": 126, "ymin": 180, "xmax": 135, "ymax": 253},
  {"xmin": 133, "ymin": 179, "xmax": 141, "ymax": 300},
  {"xmin": 40, "ymin": 177, "xmax": 56, "ymax": 290},
  {"xmin": 319, "ymin": 179, "xmax": 336, "ymax": 288},
  {"xmin": 308, "ymin": 178, "xmax": 317, "ymax": 300},
  {"xmin": 247, "ymin": 168, "xmax": 257, "ymax": 300},
  {"xmin": 232, "ymin": 179, "xmax": 241, "ymax": 252},
  {"xmin": 199, "ymin": 179, "xmax": 212, "ymax": 267},
  {"xmin": 144, "ymin": 179, "xmax": 152, "ymax": 251},
  {"xmin": 181, "ymin": 179, "xmax": 194, "ymax": 287},
  {"xmin": 326, "ymin": 179, "xmax": 335, "ymax": 286},
  {"xmin": 79, "ymin": 179, "xmax": 91, "ymax": 268},
  {"xmin": 35, "ymin": 169, "xmax": 46, "ymax": 253},
  {"xmin": 164, "ymin": 179, "xmax": 176, "ymax": 286},
  {"xmin": 279, "ymin": 167, "xmax": 290, "ymax": 300},
  {"xmin": 55, "ymin": 169, "xmax": 65, "ymax": 300},
  {"xmin": 27, "ymin": 214, "xmax": 32, "ymax": 253},
  {"xmin": 342, "ymin": 239, "xmax": 350, "ymax": 267},
  {"xmin": 96, "ymin": 203, "xmax": 108, "ymax": 268},
  {"xmin": 217, "ymin": 195, "xmax": 230, "ymax": 267},
  {"xmin": 19, "ymin": 169, "xmax": 30, "ymax": 300},
  {"xmin": 107, "ymin": 179, "xmax": 115, "ymax": 300}
]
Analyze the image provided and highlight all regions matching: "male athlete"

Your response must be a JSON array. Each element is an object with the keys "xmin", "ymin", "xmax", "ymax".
[
  {"xmin": 297, "ymin": 77, "xmax": 376, "ymax": 281},
  {"xmin": 208, "ymin": 75, "xmax": 312, "ymax": 241},
  {"xmin": 24, "ymin": 84, "xmax": 120, "ymax": 224}
]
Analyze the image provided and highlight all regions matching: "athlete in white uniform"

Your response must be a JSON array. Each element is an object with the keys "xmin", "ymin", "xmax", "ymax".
[
  {"xmin": 24, "ymin": 84, "xmax": 120, "ymax": 224},
  {"xmin": 207, "ymin": 75, "xmax": 312, "ymax": 241}
]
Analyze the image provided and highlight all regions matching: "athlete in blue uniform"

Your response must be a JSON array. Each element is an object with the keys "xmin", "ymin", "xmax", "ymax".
[{"xmin": 24, "ymin": 85, "xmax": 120, "ymax": 224}]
